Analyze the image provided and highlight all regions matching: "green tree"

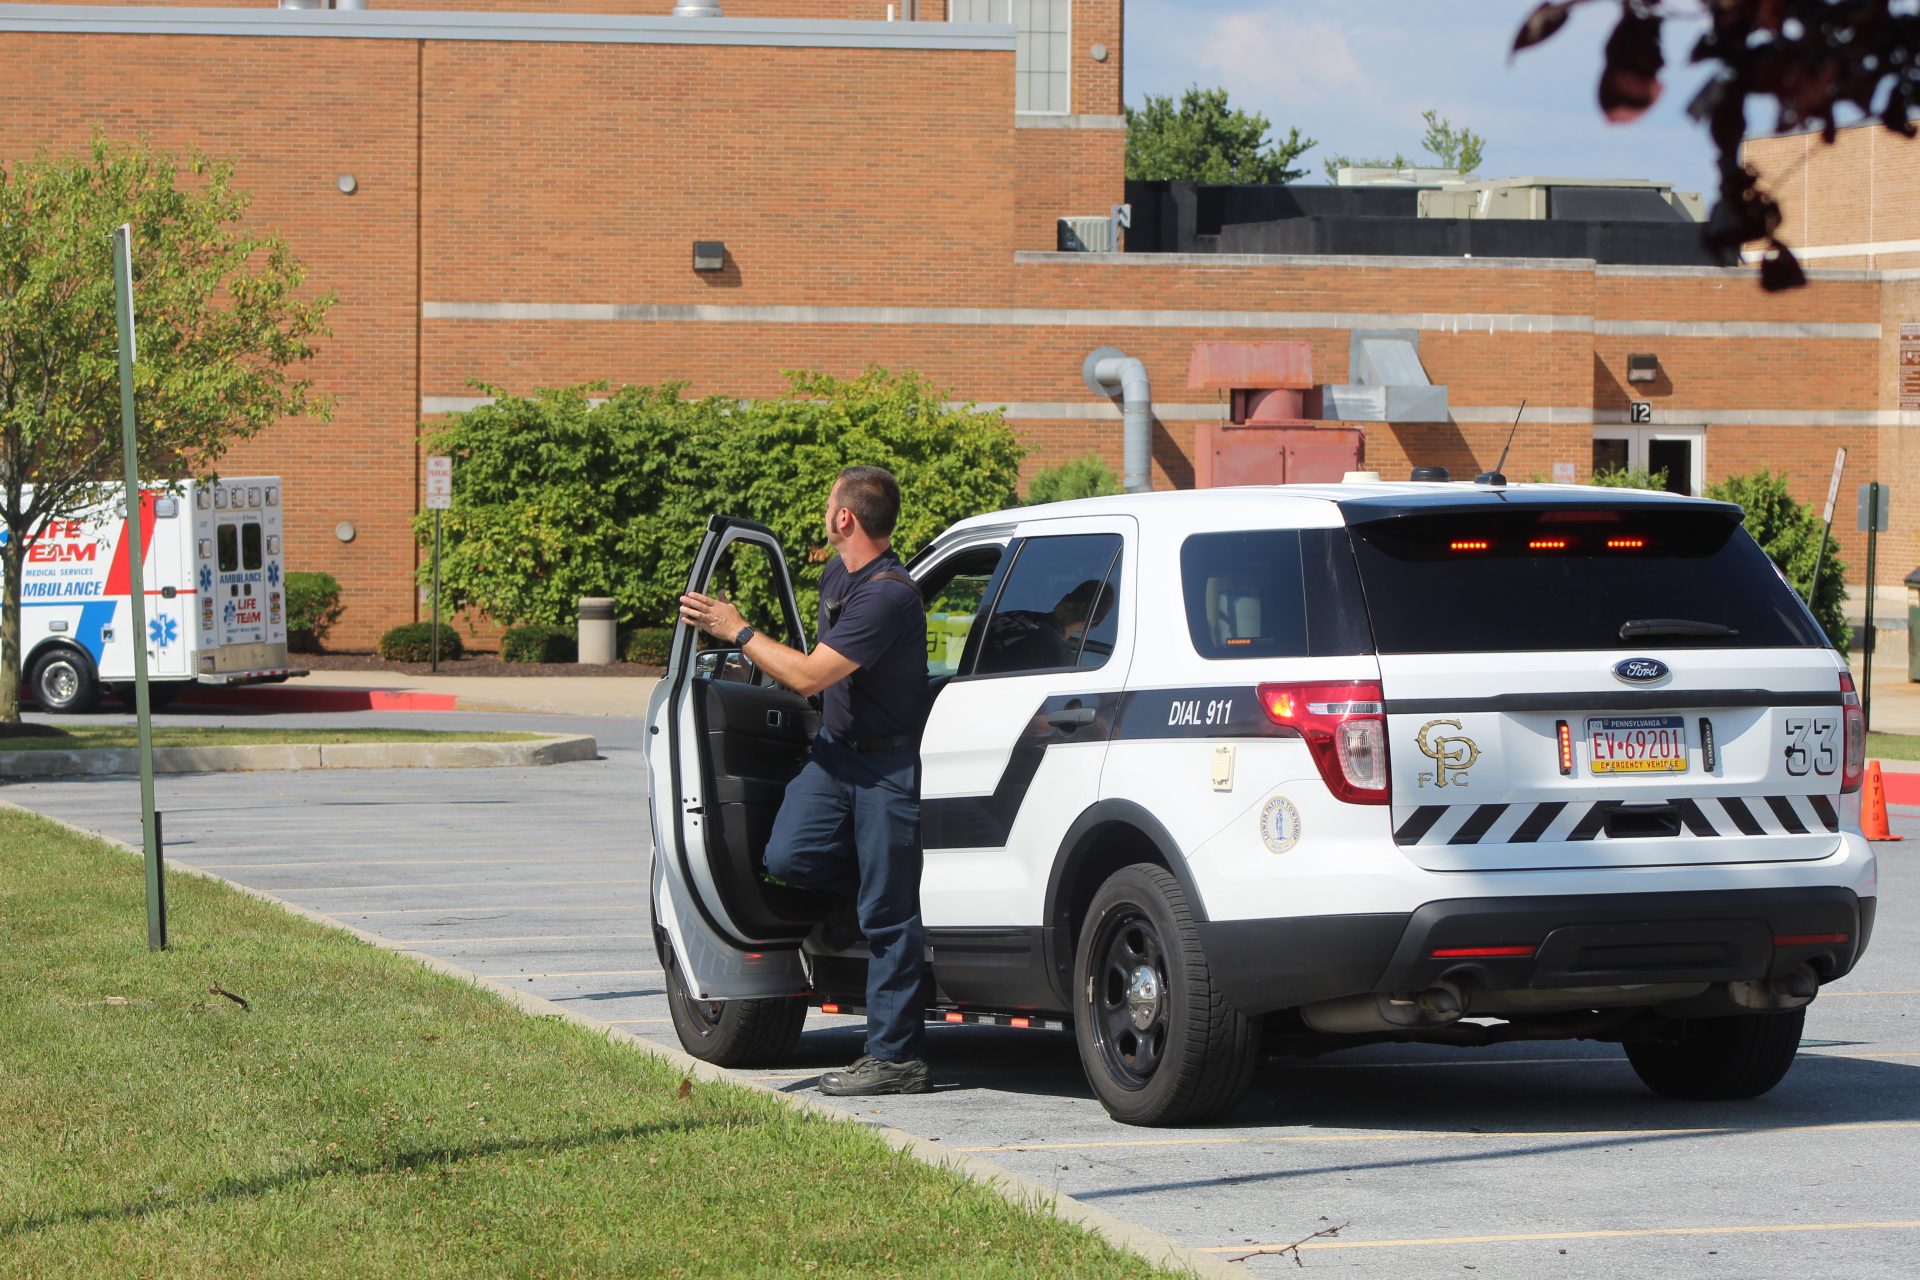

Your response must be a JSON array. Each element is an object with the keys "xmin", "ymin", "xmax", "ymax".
[
  {"xmin": 419, "ymin": 369, "xmax": 1023, "ymax": 635},
  {"xmin": 1420, "ymin": 110, "xmax": 1486, "ymax": 175},
  {"xmin": 1026, "ymin": 455, "xmax": 1123, "ymax": 505},
  {"xmin": 1705, "ymin": 469, "xmax": 1850, "ymax": 650},
  {"xmin": 0, "ymin": 136, "xmax": 332, "ymax": 723},
  {"xmin": 1125, "ymin": 87, "xmax": 1316, "ymax": 184},
  {"xmin": 1324, "ymin": 108, "xmax": 1486, "ymax": 182}
]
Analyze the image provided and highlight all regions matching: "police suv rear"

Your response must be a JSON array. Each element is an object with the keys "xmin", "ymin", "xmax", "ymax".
[{"xmin": 646, "ymin": 483, "xmax": 1875, "ymax": 1126}]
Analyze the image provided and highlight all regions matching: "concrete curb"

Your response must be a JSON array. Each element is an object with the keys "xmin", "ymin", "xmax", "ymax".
[
  {"xmin": 0, "ymin": 735, "xmax": 599, "ymax": 778},
  {"xmin": 0, "ymin": 801, "xmax": 1234, "ymax": 1280}
]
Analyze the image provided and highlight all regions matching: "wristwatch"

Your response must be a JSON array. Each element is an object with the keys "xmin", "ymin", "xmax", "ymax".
[{"xmin": 734, "ymin": 625, "xmax": 756, "ymax": 649}]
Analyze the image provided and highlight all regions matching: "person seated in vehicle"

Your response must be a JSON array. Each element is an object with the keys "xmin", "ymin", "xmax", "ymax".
[{"xmin": 977, "ymin": 578, "xmax": 1114, "ymax": 674}]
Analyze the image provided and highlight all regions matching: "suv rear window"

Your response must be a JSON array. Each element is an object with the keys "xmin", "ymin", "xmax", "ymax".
[
  {"xmin": 1180, "ymin": 529, "xmax": 1372, "ymax": 659},
  {"xmin": 1346, "ymin": 506, "xmax": 1828, "ymax": 653}
]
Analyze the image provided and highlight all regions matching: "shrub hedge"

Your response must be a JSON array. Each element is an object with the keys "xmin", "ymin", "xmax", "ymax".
[
  {"xmin": 501, "ymin": 623, "xmax": 576, "ymax": 664},
  {"xmin": 377, "ymin": 622, "xmax": 464, "ymax": 663},
  {"xmin": 623, "ymin": 627, "xmax": 673, "ymax": 667},
  {"xmin": 284, "ymin": 571, "xmax": 344, "ymax": 653}
]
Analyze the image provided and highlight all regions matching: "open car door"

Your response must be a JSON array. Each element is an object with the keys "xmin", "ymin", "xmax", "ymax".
[{"xmin": 647, "ymin": 516, "xmax": 829, "ymax": 1003}]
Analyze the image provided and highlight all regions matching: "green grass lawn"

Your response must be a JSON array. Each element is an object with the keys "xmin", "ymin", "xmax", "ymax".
[
  {"xmin": 0, "ymin": 725, "xmax": 542, "ymax": 751},
  {"xmin": 1868, "ymin": 732, "xmax": 1920, "ymax": 761},
  {"xmin": 0, "ymin": 809, "xmax": 1173, "ymax": 1280}
]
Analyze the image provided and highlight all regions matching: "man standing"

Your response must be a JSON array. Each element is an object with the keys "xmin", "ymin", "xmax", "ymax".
[{"xmin": 677, "ymin": 466, "xmax": 930, "ymax": 1096}]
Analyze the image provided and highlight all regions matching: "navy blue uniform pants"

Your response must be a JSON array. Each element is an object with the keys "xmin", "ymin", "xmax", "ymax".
[{"xmin": 764, "ymin": 734, "xmax": 925, "ymax": 1064}]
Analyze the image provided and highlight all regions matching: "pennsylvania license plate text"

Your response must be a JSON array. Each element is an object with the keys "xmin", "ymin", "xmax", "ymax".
[{"xmin": 1587, "ymin": 715, "xmax": 1689, "ymax": 774}]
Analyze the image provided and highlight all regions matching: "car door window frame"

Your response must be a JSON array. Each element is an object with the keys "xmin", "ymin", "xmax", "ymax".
[{"xmin": 949, "ymin": 532, "xmax": 1125, "ymax": 683}]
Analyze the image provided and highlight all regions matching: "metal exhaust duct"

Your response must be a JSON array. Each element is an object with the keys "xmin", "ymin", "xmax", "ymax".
[{"xmin": 1083, "ymin": 347, "xmax": 1154, "ymax": 493}]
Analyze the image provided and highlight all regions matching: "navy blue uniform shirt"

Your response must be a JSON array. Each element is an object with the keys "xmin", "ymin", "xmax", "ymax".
[{"xmin": 817, "ymin": 550, "xmax": 926, "ymax": 742}]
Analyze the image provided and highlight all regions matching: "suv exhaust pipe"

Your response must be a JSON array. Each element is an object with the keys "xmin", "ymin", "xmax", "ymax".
[{"xmin": 1301, "ymin": 981, "xmax": 1467, "ymax": 1035}]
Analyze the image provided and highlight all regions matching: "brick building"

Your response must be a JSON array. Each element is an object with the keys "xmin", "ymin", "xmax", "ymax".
[{"xmin": 0, "ymin": 1, "xmax": 1910, "ymax": 645}]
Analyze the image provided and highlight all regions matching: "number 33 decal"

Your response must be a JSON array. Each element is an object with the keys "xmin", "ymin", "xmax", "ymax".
[{"xmin": 1783, "ymin": 716, "xmax": 1839, "ymax": 776}]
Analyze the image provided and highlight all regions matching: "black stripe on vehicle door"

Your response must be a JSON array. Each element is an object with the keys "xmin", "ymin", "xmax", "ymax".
[
  {"xmin": 1448, "ymin": 804, "xmax": 1509, "ymax": 845},
  {"xmin": 1508, "ymin": 801, "xmax": 1566, "ymax": 843},
  {"xmin": 1392, "ymin": 805, "xmax": 1449, "ymax": 846},
  {"xmin": 1669, "ymin": 797, "xmax": 1719, "ymax": 838},
  {"xmin": 1716, "ymin": 795, "xmax": 1768, "ymax": 837},
  {"xmin": 1765, "ymin": 795, "xmax": 1810, "ymax": 835},
  {"xmin": 1808, "ymin": 794, "xmax": 1840, "ymax": 832}
]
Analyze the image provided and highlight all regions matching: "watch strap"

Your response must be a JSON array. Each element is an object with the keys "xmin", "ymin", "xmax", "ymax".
[{"xmin": 734, "ymin": 625, "xmax": 756, "ymax": 649}]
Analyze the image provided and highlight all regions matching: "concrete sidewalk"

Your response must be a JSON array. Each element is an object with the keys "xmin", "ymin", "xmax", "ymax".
[{"xmin": 197, "ymin": 669, "xmax": 663, "ymax": 717}]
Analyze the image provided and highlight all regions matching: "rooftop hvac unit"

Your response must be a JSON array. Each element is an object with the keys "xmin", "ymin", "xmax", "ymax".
[{"xmin": 1058, "ymin": 217, "xmax": 1116, "ymax": 253}]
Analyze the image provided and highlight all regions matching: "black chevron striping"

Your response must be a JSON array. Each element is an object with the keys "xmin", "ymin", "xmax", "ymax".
[
  {"xmin": 1808, "ymin": 794, "xmax": 1840, "ymax": 832},
  {"xmin": 1716, "ymin": 795, "xmax": 1767, "ymax": 837},
  {"xmin": 1508, "ymin": 801, "xmax": 1566, "ymax": 843},
  {"xmin": 1765, "ymin": 795, "xmax": 1810, "ymax": 835},
  {"xmin": 1669, "ymin": 797, "xmax": 1720, "ymax": 837},
  {"xmin": 1449, "ymin": 804, "xmax": 1510, "ymax": 845},
  {"xmin": 1393, "ymin": 805, "xmax": 1449, "ymax": 846},
  {"xmin": 1566, "ymin": 804, "xmax": 1610, "ymax": 842}
]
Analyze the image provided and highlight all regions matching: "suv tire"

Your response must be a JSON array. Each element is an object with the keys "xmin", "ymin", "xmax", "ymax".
[
  {"xmin": 1073, "ymin": 862, "xmax": 1258, "ymax": 1126},
  {"xmin": 30, "ymin": 648, "xmax": 100, "ymax": 714},
  {"xmin": 1625, "ymin": 1006, "xmax": 1806, "ymax": 1100},
  {"xmin": 661, "ymin": 932, "xmax": 807, "ymax": 1068}
]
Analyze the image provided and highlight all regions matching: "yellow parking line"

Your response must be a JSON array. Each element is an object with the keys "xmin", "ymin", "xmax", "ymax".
[
  {"xmin": 1205, "ymin": 1220, "xmax": 1920, "ymax": 1253},
  {"xmin": 954, "ymin": 1119, "xmax": 1920, "ymax": 1155}
]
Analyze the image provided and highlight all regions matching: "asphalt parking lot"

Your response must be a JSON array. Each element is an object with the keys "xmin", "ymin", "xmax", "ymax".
[{"xmin": 7, "ymin": 706, "xmax": 1919, "ymax": 1278}]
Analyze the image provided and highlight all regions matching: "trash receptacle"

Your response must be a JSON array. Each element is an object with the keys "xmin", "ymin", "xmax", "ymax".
[
  {"xmin": 578, "ymin": 597, "xmax": 616, "ymax": 666},
  {"xmin": 1907, "ymin": 569, "xmax": 1920, "ymax": 683}
]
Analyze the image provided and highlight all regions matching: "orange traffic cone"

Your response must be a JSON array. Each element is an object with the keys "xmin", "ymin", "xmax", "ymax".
[{"xmin": 1862, "ymin": 761, "xmax": 1903, "ymax": 842}]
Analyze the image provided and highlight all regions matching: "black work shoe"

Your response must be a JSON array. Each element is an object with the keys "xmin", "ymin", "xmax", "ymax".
[
  {"xmin": 806, "ymin": 900, "xmax": 865, "ymax": 953},
  {"xmin": 819, "ymin": 1055, "xmax": 931, "ymax": 1096}
]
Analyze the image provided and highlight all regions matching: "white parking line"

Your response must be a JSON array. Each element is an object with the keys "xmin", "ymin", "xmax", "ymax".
[
  {"xmin": 192, "ymin": 856, "xmax": 646, "ymax": 870},
  {"xmin": 349, "ymin": 903, "xmax": 645, "ymax": 915},
  {"xmin": 954, "ymin": 1119, "xmax": 1920, "ymax": 1154},
  {"xmin": 391, "ymin": 932, "xmax": 652, "ymax": 945},
  {"xmin": 475, "ymin": 968, "xmax": 662, "ymax": 979},
  {"xmin": 290, "ymin": 878, "xmax": 649, "ymax": 893},
  {"xmin": 1207, "ymin": 1220, "xmax": 1920, "ymax": 1254}
]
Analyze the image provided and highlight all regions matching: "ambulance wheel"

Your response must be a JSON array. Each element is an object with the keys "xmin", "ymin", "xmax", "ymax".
[
  {"xmin": 661, "ymin": 932, "xmax": 807, "ymax": 1068},
  {"xmin": 1625, "ymin": 1006, "xmax": 1806, "ymax": 1101},
  {"xmin": 1074, "ymin": 863, "xmax": 1259, "ymax": 1126},
  {"xmin": 110, "ymin": 682, "xmax": 181, "ymax": 712},
  {"xmin": 29, "ymin": 648, "xmax": 100, "ymax": 714}
]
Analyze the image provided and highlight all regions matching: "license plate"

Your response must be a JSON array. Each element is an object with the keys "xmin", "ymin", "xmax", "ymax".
[{"xmin": 1587, "ymin": 715, "xmax": 1689, "ymax": 774}]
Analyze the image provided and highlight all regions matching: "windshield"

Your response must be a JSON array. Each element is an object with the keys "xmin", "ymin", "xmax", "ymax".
[{"xmin": 1346, "ymin": 506, "xmax": 1828, "ymax": 654}]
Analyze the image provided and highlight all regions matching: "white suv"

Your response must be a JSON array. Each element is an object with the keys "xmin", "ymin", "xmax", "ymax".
[{"xmin": 645, "ymin": 482, "xmax": 1877, "ymax": 1125}]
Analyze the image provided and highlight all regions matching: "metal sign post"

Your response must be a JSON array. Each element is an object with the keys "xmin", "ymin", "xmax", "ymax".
[
  {"xmin": 1807, "ymin": 447, "xmax": 1846, "ymax": 605},
  {"xmin": 112, "ymin": 224, "xmax": 164, "ymax": 951},
  {"xmin": 1858, "ymin": 481, "xmax": 1890, "ymax": 732},
  {"xmin": 425, "ymin": 456, "xmax": 452, "ymax": 671}
]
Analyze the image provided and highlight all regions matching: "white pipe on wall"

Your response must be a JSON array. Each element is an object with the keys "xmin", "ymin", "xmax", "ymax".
[{"xmin": 1083, "ymin": 348, "xmax": 1154, "ymax": 493}]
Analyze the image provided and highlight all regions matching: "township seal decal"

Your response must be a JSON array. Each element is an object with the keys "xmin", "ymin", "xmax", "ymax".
[{"xmin": 1260, "ymin": 796, "xmax": 1302, "ymax": 855}]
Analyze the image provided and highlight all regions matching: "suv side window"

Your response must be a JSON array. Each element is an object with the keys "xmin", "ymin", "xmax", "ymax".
[
  {"xmin": 973, "ymin": 533, "xmax": 1122, "ymax": 676},
  {"xmin": 1180, "ymin": 528, "xmax": 1371, "ymax": 659}
]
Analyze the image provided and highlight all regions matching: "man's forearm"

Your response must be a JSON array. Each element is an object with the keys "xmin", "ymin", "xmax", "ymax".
[{"xmin": 740, "ymin": 632, "xmax": 825, "ymax": 695}]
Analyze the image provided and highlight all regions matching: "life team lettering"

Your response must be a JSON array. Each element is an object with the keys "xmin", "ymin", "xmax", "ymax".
[{"xmin": 23, "ymin": 520, "xmax": 110, "ymax": 564}]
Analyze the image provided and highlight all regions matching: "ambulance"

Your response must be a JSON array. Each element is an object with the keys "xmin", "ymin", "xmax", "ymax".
[{"xmin": 14, "ymin": 477, "xmax": 298, "ymax": 713}]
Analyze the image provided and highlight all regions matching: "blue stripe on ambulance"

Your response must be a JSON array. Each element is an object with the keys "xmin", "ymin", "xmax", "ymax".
[{"xmin": 73, "ymin": 601, "xmax": 117, "ymax": 663}]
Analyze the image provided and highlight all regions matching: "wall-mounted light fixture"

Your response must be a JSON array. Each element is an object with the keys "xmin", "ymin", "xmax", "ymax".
[
  {"xmin": 1626, "ymin": 352, "xmax": 1660, "ymax": 383},
  {"xmin": 337, "ymin": 174, "xmax": 358, "ymax": 195},
  {"xmin": 692, "ymin": 241, "xmax": 727, "ymax": 272},
  {"xmin": 335, "ymin": 522, "xmax": 357, "ymax": 543}
]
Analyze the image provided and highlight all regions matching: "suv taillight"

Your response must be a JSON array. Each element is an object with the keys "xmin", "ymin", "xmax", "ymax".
[
  {"xmin": 1257, "ymin": 681, "xmax": 1389, "ymax": 805},
  {"xmin": 1840, "ymin": 671, "xmax": 1866, "ymax": 794}
]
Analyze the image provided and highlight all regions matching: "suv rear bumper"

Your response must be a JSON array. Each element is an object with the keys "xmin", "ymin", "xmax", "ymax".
[{"xmin": 1199, "ymin": 887, "xmax": 1874, "ymax": 1017}]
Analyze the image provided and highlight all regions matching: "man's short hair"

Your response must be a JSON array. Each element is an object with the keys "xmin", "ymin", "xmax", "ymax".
[
  {"xmin": 1056, "ymin": 578, "xmax": 1115, "ymax": 627},
  {"xmin": 834, "ymin": 466, "xmax": 901, "ymax": 538}
]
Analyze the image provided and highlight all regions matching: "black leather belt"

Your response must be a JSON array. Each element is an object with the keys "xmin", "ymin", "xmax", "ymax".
[{"xmin": 843, "ymin": 734, "xmax": 916, "ymax": 754}]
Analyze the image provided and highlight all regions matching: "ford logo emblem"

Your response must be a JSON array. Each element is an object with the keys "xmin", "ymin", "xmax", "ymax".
[{"xmin": 1613, "ymin": 657, "xmax": 1670, "ymax": 684}]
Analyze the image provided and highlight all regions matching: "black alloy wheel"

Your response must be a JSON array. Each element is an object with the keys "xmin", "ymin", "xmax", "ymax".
[
  {"xmin": 1072, "ymin": 863, "xmax": 1258, "ymax": 1126},
  {"xmin": 657, "ymin": 909, "xmax": 807, "ymax": 1068}
]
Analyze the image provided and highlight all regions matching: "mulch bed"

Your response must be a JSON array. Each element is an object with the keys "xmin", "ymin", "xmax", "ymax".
[{"xmin": 296, "ymin": 653, "xmax": 664, "ymax": 678}]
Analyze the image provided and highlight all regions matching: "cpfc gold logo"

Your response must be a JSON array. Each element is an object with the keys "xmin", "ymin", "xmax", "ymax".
[{"xmin": 1415, "ymin": 719, "xmax": 1480, "ymax": 789}]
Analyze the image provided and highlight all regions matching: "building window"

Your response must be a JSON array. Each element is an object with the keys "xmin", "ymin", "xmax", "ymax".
[
  {"xmin": 952, "ymin": 0, "xmax": 1071, "ymax": 115},
  {"xmin": 1591, "ymin": 426, "xmax": 1704, "ymax": 496}
]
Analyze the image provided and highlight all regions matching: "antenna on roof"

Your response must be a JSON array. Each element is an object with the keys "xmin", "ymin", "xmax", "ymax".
[{"xmin": 1475, "ymin": 398, "xmax": 1526, "ymax": 487}]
